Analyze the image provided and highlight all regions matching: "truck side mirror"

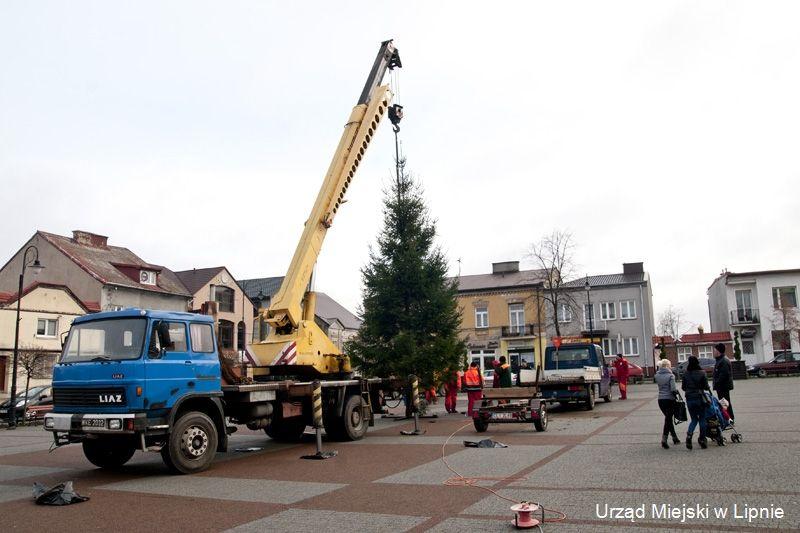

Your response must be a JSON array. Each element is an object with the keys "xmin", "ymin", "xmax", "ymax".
[{"xmin": 60, "ymin": 331, "xmax": 69, "ymax": 350}]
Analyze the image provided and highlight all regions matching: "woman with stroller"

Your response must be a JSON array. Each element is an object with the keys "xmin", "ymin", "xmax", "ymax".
[
  {"xmin": 682, "ymin": 356, "xmax": 711, "ymax": 449},
  {"xmin": 655, "ymin": 358, "xmax": 680, "ymax": 448}
]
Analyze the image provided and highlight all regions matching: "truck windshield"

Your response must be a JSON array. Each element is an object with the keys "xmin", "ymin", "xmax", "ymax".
[
  {"xmin": 546, "ymin": 346, "xmax": 596, "ymax": 369},
  {"xmin": 62, "ymin": 318, "xmax": 147, "ymax": 362}
]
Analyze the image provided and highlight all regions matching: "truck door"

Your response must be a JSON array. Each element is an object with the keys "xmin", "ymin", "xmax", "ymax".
[
  {"xmin": 144, "ymin": 321, "xmax": 194, "ymax": 410},
  {"xmin": 188, "ymin": 322, "xmax": 221, "ymax": 393}
]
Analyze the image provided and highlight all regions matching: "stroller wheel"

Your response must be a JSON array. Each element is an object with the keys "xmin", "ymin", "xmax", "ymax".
[{"xmin": 731, "ymin": 433, "xmax": 742, "ymax": 443}]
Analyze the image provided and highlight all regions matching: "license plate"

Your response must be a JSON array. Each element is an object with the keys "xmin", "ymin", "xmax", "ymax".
[
  {"xmin": 82, "ymin": 418, "xmax": 106, "ymax": 428},
  {"xmin": 491, "ymin": 412, "xmax": 515, "ymax": 420}
]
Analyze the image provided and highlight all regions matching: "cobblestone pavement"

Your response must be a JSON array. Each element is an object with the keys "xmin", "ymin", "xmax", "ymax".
[{"xmin": 0, "ymin": 377, "xmax": 797, "ymax": 532}]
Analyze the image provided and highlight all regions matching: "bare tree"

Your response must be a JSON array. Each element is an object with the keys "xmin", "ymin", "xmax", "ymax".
[
  {"xmin": 768, "ymin": 302, "xmax": 799, "ymax": 355},
  {"xmin": 657, "ymin": 306, "xmax": 696, "ymax": 359},
  {"xmin": 17, "ymin": 347, "xmax": 52, "ymax": 419},
  {"xmin": 527, "ymin": 230, "xmax": 580, "ymax": 337}
]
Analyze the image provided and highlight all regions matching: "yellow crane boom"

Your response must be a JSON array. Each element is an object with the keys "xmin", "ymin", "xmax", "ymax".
[{"xmin": 251, "ymin": 40, "xmax": 402, "ymax": 378}]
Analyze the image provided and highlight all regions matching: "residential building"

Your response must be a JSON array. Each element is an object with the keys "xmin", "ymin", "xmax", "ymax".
[
  {"xmin": 0, "ymin": 283, "xmax": 98, "ymax": 398},
  {"xmin": 560, "ymin": 262, "xmax": 656, "ymax": 374},
  {"xmin": 654, "ymin": 328, "xmax": 733, "ymax": 368},
  {"xmin": 0, "ymin": 231, "xmax": 191, "ymax": 312},
  {"xmin": 708, "ymin": 268, "xmax": 800, "ymax": 364},
  {"xmin": 174, "ymin": 267, "xmax": 254, "ymax": 358},
  {"xmin": 240, "ymin": 277, "xmax": 362, "ymax": 352},
  {"xmin": 454, "ymin": 261, "xmax": 547, "ymax": 374}
]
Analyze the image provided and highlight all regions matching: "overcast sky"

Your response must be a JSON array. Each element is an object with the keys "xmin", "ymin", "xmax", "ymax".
[{"xmin": 2, "ymin": 1, "xmax": 799, "ymax": 331}]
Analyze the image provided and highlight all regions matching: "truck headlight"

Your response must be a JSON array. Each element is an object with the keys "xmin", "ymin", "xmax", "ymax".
[
  {"xmin": 44, "ymin": 417, "xmax": 55, "ymax": 429},
  {"xmin": 108, "ymin": 419, "xmax": 122, "ymax": 430}
]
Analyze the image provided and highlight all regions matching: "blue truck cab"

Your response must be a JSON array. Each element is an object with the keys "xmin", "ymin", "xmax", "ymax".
[
  {"xmin": 45, "ymin": 309, "xmax": 230, "ymax": 473},
  {"xmin": 538, "ymin": 343, "xmax": 612, "ymax": 409}
]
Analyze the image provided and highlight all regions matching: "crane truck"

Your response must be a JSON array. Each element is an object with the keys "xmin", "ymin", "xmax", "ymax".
[{"xmin": 44, "ymin": 40, "xmax": 404, "ymax": 474}]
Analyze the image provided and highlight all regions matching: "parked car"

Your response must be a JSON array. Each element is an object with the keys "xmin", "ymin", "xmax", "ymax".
[
  {"xmin": 0, "ymin": 385, "xmax": 52, "ymax": 423},
  {"xmin": 604, "ymin": 357, "xmax": 644, "ymax": 384},
  {"xmin": 675, "ymin": 358, "xmax": 716, "ymax": 379},
  {"xmin": 25, "ymin": 398, "xmax": 54, "ymax": 423},
  {"xmin": 749, "ymin": 352, "xmax": 800, "ymax": 378}
]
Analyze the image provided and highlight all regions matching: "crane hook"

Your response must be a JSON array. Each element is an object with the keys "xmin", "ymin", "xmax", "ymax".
[{"xmin": 389, "ymin": 104, "xmax": 403, "ymax": 133}]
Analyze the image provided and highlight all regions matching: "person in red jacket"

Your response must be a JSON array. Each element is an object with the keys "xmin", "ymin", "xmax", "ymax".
[
  {"xmin": 444, "ymin": 369, "xmax": 460, "ymax": 414},
  {"xmin": 613, "ymin": 353, "xmax": 630, "ymax": 400}
]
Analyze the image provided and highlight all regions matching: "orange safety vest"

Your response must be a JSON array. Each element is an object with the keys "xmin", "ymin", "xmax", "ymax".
[{"xmin": 464, "ymin": 368, "xmax": 481, "ymax": 387}]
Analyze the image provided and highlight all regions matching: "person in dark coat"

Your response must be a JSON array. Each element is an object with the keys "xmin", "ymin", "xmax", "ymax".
[
  {"xmin": 682, "ymin": 356, "xmax": 710, "ymax": 449},
  {"xmin": 497, "ymin": 356, "xmax": 513, "ymax": 388},
  {"xmin": 712, "ymin": 343, "xmax": 734, "ymax": 422}
]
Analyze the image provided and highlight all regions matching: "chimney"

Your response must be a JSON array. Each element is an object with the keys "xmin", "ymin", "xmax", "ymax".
[
  {"xmin": 623, "ymin": 262, "xmax": 644, "ymax": 274},
  {"xmin": 72, "ymin": 230, "xmax": 108, "ymax": 248},
  {"xmin": 697, "ymin": 325, "xmax": 704, "ymax": 334},
  {"xmin": 492, "ymin": 261, "xmax": 520, "ymax": 275}
]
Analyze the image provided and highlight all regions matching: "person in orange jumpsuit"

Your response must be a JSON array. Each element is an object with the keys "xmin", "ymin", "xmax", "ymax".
[
  {"xmin": 462, "ymin": 362, "xmax": 484, "ymax": 418},
  {"xmin": 444, "ymin": 369, "xmax": 460, "ymax": 413},
  {"xmin": 613, "ymin": 353, "xmax": 630, "ymax": 400}
]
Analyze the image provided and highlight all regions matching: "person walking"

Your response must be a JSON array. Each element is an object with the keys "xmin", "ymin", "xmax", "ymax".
[
  {"xmin": 444, "ymin": 368, "xmax": 460, "ymax": 414},
  {"xmin": 712, "ymin": 343, "xmax": 734, "ymax": 423},
  {"xmin": 681, "ymin": 356, "xmax": 710, "ymax": 450},
  {"xmin": 654, "ymin": 358, "xmax": 680, "ymax": 448},
  {"xmin": 613, "ymin": 353, "xmax": 630, "ymax": 400},
  {"xmin": 462, "ymin": 362, "xmax": 484, "ymax": 418}
]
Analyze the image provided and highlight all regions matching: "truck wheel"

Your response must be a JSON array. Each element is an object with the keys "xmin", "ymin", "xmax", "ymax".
[
  {"xmin": 82, "ymin": 437, "xmax": 136, "ymax": 470},
  {"xmin": 533, "ymin": 403, "xmax": 548, "ymax": 432},
  {"xmin": 585, "ymin": 385, "xmax": 596, "ymax": 410},
  {"xmin": 162, "ymin": 411, "xmax": 218, "ymax": 474},
  {"xmin": 265, "ymin": 417, "xmax": 307, "ymax": 442},
  {"xmin": 324, "ymin": 395, "xmax": 368, "ymax": 441},
  {"xmin": 473, "ymin": 416, "xmax": 489, "ymax": 432}
]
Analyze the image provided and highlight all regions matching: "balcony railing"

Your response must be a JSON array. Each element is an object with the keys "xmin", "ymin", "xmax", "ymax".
[
  {"xmin": 730, "ymin": 308, "xmax": 759, "ymax": 325},
  {"xmin": 501, "ymin": 324, "xmax": 536, "ymax": 337}
]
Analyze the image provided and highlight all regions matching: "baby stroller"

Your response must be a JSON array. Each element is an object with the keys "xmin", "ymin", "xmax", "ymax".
[{"xmin": 704, "ymin": 391, "xmax": 742, "ymax": 445}]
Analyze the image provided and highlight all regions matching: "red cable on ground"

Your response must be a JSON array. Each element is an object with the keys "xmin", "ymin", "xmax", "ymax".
[{"xmin": 440, "ymin": 421, "xmax": 567, "ymax": 524}]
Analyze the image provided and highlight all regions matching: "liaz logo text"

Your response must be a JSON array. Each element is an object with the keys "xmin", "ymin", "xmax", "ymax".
[{"xmin": 99, "ymin": 394, "xmax": 123, "ymax": 403}]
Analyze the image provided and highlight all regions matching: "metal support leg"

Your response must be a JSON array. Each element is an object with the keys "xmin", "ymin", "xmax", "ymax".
[
  {"xmin": 302, "ymin": 380, "xmax": 337, "ymax": 460},
  {"xmin": 401, "ymin": 374, "xmax": 425, "ymax": 436}
]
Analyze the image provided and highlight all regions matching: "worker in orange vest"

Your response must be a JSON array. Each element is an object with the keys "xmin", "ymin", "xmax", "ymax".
[{"xmin": 462, "ymin": 361, "xmax": 484, "ymax": 418}]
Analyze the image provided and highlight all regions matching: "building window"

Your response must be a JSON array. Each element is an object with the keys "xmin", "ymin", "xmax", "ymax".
[
  {"xmin": 509, "ymin": 303, "xmax": 525, "ymax": 333},
  {"xmin": 557, "ymin": 304, "xmax": 572, "ymax": 323},
  {"xmin": 583, "ymin": 304, "xmax": 595, "ymax": 329},
  {"xmin": 742, "ymin": 340, "xmax": 754, "ymax": 354},
  {"xmin": 139, "ymin": 270, "xmax": 157, "ymax": 286},
  {"xmin": 623, "ymin": 337, "xmax": 639, "ymax": 356},
  {"xmin": 677, "ymin": 346, "xmax": 692, "ymax": 362},
  {"xmin": 215, "ymin": 286, "xmax": 235, "ymax": 313},
  {"xmin": 772, "ymin": 286, "xmax": 797, "ymax": 309},
  {"xmin": 698, "ymin": 345, "xmax": 713, "ymax": 358},
  {"xmin": 772, "ymin": 329, "xmax": 791, "ymax": 353},
  {"xmin": 237, "ymin": 321, "xmax": 246, "ymax": 351},
  {"xmin": 218, "ymin": 320, "xmax": 234, "ymax": 350},
  {"xmin": 602, "ymin": 338, "xmax": 620, "ymax": 355},
  {"xmin": 620, "ymin": 300, "xmax": 636, "ymax": 319},
  {"xmin": 475, "ymin": 306, "xmax": 488, "ymax": 329},
  {"xmin": 36, "ymin": 318, "xmax": 57, "ymax": 337},
  {"xmin": 600, "ymin": 302, "xmax": 616, "ymax": 320}
]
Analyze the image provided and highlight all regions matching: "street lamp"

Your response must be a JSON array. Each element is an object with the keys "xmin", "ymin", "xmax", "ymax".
[
  {"xmin": 7, "ymin": 245, "xmax": 45, "ymax": 429},
  {"xmin": 584, "ymin": 275, "xmax": 594, "ymax": 344}
]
